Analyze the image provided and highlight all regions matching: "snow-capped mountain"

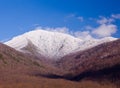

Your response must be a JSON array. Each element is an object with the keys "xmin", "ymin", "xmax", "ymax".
[{"xmin": 5, "ymin": 29, "xmax": 117, "ymax": 59}]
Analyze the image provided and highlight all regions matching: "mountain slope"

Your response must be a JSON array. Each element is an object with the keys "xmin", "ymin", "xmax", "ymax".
[
  {"xmin": 57, "ymin": 39, "xmax": 120, "ymax": 80},
  {"xmin": 5, "ymin": 29, "xmax": 117, "ymax": 59},
  {"xmin": 0, "ymin": 42, "xmax": 44, "ymax": 75},
  {"xmin": 0, "ymin": 43, "xmax": 63, "ymax": 83}
]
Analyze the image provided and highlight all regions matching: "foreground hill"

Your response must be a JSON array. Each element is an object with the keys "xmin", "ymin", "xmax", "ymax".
[
  {"xmin": 0, "ymin": 42, "xmax": 45, "ymax": 80},
  {"xmin": 0, "ymin": 43, "xmax": 65, "ymax": 88}
]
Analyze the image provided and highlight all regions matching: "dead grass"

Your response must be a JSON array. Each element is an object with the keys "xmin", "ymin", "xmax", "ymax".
[
  {"xmin": 0, "ymin": 74, "xmax": 117, "ymax": 88},
  {"xmin": 0, "ymin": 80, "xmax": 116, "ymax": 88}
]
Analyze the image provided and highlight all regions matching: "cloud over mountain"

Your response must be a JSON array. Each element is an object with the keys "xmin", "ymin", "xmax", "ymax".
[{"xmin": 92, "ymin": 24, "xmax": 117, "ymax": 38}]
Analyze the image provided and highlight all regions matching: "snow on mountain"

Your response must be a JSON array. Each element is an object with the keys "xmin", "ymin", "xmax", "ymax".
[{"xmin": 5, "ymin": 29, "xmax": 117, "ymax": 59}]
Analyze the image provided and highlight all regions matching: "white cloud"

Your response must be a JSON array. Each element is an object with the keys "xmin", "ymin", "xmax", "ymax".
[
  {"xmin": 97, "ymin": 16, "xmax": 114, "ymax": 24},
  {"xmin": 46, "ymin": 27, "xmax": 94, "ymax": 40},
  {"xmin": 35, "ymin": 26, "xmax": 69, "ymax": 34},
  {"xmin": 74, "ymin": 31, "xmax": 93, "ymax": 40},
  {"xmin": 63, "ymin": 14, "xmax": 118, "ymax": 39},
  {"xmin": 35, "ymin": 14, "xmax": 118, "ymax": 40},
  {"xmin": 35, "ymin": 26, "xmax": 94, "ymax": 40},
  {"xmin": 92, "ymin": 15, "xmax": 118, "ymax": 38},
  {"xmin": 111, "ymin": 14, "xmax": 120, "ymax": 19},
  {"xmin": 46, "ymin": 27, "xmax": 69, "ymax": 33},
  {"xmin": 92, "ymin": 24, "xmax": 117, "ymax": 38}
]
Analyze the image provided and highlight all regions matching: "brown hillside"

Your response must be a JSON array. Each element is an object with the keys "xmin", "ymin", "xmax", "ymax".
[{"xmin": 54, "ymin": 39, "xmax": 120, "ymax": 87}]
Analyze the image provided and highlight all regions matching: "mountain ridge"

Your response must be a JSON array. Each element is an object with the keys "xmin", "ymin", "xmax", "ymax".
[{"xmin": 5, "ymin": 29, "xmax": 117, "ymax": 59}]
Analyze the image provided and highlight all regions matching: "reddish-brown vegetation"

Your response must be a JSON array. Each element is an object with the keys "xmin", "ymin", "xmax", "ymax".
[{"xmin": 0, "ymin": 39, "xmax": 120, "ymax": 88}]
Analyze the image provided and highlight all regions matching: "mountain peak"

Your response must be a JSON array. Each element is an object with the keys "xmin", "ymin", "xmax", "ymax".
[{"xmin": 5, "ymin": 29, "xmax": 117, "ymax": 59}]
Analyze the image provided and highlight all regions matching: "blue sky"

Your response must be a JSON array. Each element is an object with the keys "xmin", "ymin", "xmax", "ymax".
[{"xmin": 0, "ymin": 0, "xmax": 120, "ymax": 41}]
